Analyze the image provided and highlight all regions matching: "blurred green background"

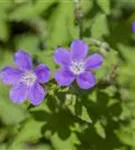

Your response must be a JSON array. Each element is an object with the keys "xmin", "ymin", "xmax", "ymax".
[{"xmin": 0, "ymin": 0, "xmax": 135, "ymax": 149}]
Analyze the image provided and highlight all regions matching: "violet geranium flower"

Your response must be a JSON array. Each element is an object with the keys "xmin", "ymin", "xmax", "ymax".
[
  {"xmin": 0, "ymin": 51, "xmax": 50, "ymax": 105},
  {"xmin": 132, "ymin": 22, "xmax": 135, "ymax": 33},
  {"xmin": 53, "ymin": 40, "xmax": 103, "ymax": 89}
]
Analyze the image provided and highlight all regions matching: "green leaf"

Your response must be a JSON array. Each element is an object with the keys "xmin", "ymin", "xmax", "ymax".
[
  {"xmin": 10, "ymin": 118, "xmax": 44, "ymax": 146},
  {"xmin": 67, "ymin": 98, "xmax": 92, "ymax": 124},
  {"xmin": 116, "ymin": 121, "xmax": 135, "ymax": 147},
  {"xmin": 0, "ymin": 18, "xmax": 9, "ymax": 41},
  {"xmin": 34, "ymin": 144, "xmax": 52, "ymax": 150},
  {"xmin": 47, "ymin": 1, "xmax": 74, "ymax": 47},
  {"xmin": 51, "ymin": 132, "xmax": 79, "ymax": 150},
  {"xmin": 80, "ymin": 0, "xmax": 93, "ymax": 14},
  {"xmin": 96, "ymin": 0, "xmax": 111, "ymax": 15},
  {"xmin": 9, "ymin": 0, "xmax": 56, "ymax": 21},
  {"xmin": 14, "ymin": 34, "xmax": 39, "ymax": 52},
  {"xmin": 0, "ymin": 144, "xmax": 6, "ymax": 150},
  {"xmin": 0, "ymin": 51, "xmax": 13, "ymax": 68},
  {"xmin": 95, "ymin": 121, "xmax": 106, "ymax": 139},
  {"xmin": 91, "ymin": 14, "xmax": 109, "ymax": 39}
]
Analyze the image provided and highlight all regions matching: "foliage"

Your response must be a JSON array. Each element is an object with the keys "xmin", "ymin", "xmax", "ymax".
[{"xmin": 0, "ymin": 0, "xmax": 135, "ymax": 149}]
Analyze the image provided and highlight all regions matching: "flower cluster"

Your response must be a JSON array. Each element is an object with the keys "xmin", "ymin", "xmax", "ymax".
[{"xmin": 0, "ymin": 40, "xmax": 103, "ymax": 105}]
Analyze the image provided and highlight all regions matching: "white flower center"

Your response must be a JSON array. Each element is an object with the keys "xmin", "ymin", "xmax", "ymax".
[
  {"xmin": 20, "ymin": 71, "xmax": 37, "ymax": 86},
  {"xmin": 70, "ymin": 60, "xmax": 85, "ymax": 75}
]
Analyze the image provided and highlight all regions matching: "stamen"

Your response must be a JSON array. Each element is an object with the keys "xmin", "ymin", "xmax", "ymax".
[
  {"xmin": 20, "ymin": 71, "xmax": 37, "ymax": 86},
  {"xmin": 70, "ymin": 60, "xmax": 85, "ymax": 75}
]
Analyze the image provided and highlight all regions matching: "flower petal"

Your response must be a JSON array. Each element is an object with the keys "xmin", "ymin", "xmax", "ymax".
[
  {"xmin": 71, "ymin": 40, "xmax": 88, "ymax": 60},
  {"xmin": 77, "ymin": 72, "xmax": 96, "ymax": 89},
  {"xmin": 132, "ymin": 22, "xmax": 135, "ymax": 33},
  {"xmin": 0, "ymin": 66, "xmax": 23, "ymax": 85},
  {"xmin": 55, "ymin": 68, "xmax": 75, "ymax": 86},
  {"xmin": 29, "ymin": 82, "xmax": 45, "ymax": 105},
  {"xmin": 35, "ymin": 64, "xmax": 50, "ymax": 83},
  {"xmin": 14, "ymin": 50, "xmax": 33, "ymax": 70},
  {"xmin": 10, "ymin": 84, "xmax": 28, "ymax": 103},
  {"xmin": 85, "ymin": 53, "xmax": 103, "ymax": 70},
  {"xmin": 53, "ymin": 48, "xmax": 71, "ymax": 66}
]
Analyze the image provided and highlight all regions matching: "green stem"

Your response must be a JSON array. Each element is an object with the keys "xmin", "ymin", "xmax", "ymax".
[{"xmin": 74, "ymin": 0, "xmax": 83, "ymax": 39}]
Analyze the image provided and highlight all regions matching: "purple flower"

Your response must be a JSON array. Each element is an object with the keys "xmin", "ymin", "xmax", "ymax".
[
  {"xmin": 132, "ymin": 22, "xmax": 135, "ymax": 33},
  {"xmin": 53, "ymin": 40, "xmax": 103, "ymax": 89},
  {"xmin": 0, "ymin": 51, "xmax": 50, "ymax": 105}
]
